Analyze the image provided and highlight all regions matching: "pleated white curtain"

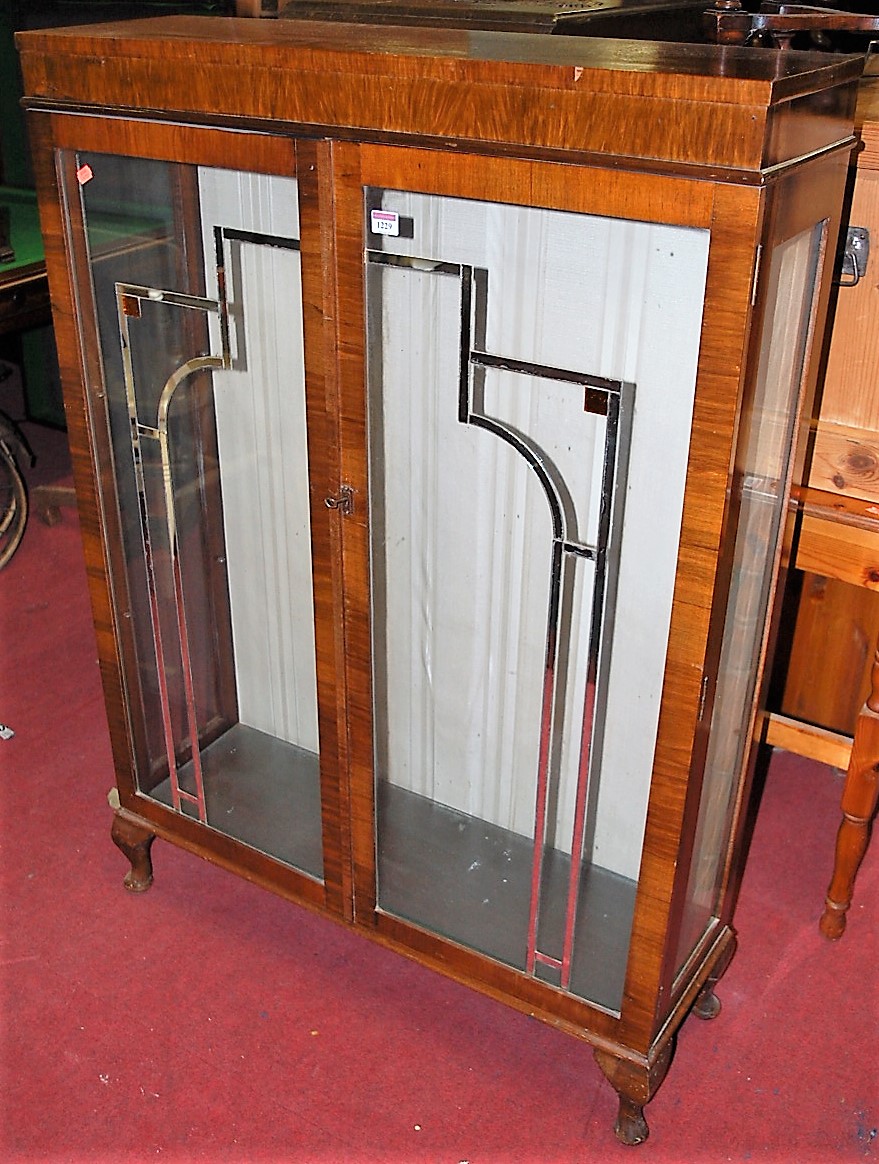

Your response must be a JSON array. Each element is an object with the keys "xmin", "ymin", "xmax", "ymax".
[{"xmin": 198, "ymin": 168, "xmax": 319, "ymax": 757}]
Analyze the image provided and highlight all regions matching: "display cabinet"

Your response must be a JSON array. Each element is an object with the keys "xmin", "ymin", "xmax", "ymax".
[{"xmin": 18, "ymin": 17, "xmax": 861, "ymax": 1145}]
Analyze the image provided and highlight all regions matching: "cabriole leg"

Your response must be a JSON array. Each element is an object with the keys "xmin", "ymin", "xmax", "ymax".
[
  {"xmin": 594, "ymin": 1041, "xmax": 674, "ymax": 1147},
  {"xmin": 111, "ymin": 813, "xmax": 156, "ymax": 893},
  {"xmin": 692, "ymin": 933, "xmax": 737, "ymax": 1021}
]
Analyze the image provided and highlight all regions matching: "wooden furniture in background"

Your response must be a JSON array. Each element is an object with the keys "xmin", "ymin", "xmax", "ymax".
[
  {"xmin": 819, "ymin": 634, "xmax": 879, "ymax": 938},
  {"xmin": 765, "ymin": 71, "xmax": 879, "ymax": 935},
  {"xmin": 778, "ymin": 74, "xmax": 879, "ymax": 739},
  {"xmin": 772, "ymin": 75, "xmax": 879, "ymax": 754},
  {"xmin": 274, "ymin": 0, "xmax": 711, "ymax": 38},
  {"xmin": 0, "ymin": 184, "xmax": 66, "ymax": 432},
  {"xmin": 0, "ymin": 186, "xmax": 50, "ymax": 339},
  {"xmin": 18, "ymin": 16, "xmax": 860, "ymax": 1145},
  {"xmin": 234, "ymin": 0, "xmax": 277, "ymax": 13},
  {"xmin": 811, "ymin": 79, "xmax": 879, "ymax": 507}
]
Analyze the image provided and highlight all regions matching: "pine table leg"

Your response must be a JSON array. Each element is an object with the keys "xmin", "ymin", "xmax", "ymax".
[{"xmin": 819, "ymin": 641, "xmax": 879, "ymax": 940}]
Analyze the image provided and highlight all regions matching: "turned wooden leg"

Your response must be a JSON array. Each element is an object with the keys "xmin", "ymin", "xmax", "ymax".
[
  {"xmin": 594, "ymin": 1041, "xmax": 674, "ymax": 1147},
  {"xmin": 693, "ymin": 933, "xmax": 737, "ymax": 1021},
  {"xmin": 819, "ymin": 633, "xmax": 879, "ymax": 941},
  {"xmin": 819, "ymin": 715, "xmax": 879, "ymax": 940},
  {"xmin": 111, "ymin": 813, "xmax": 156, "ymax": 892}
]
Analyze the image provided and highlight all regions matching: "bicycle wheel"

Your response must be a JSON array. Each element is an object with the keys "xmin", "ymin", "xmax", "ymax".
[{"xmin": 0, "ymin": 441, "xmax": 28, "ymax": 570}]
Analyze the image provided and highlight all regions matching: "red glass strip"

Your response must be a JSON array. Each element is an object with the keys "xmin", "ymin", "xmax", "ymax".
[{"xmin": 561, "ymin": 676, "xmax": 597, "ymax": 987}]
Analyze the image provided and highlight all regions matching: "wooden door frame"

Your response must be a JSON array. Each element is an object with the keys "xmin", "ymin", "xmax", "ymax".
[
  {"xmin": 29, "ymin": 108, "xmax": 346, "ymax": 915},
  {"xmin": 330, "ymin": 139, "xmax": 764, "ymax": 1053}
]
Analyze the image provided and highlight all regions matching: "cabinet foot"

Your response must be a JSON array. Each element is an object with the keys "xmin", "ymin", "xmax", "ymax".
[
  {"xmin": 111, "ymin": 813, "xmax": 156, "ymax": 892},
  {"xmin": 594, "ymin": 1042, "xmax": 674, "ymax": 1147},
  {"xmin": 614, "ymin": 1097, "xmax": 650, "ymax": 1146},
  {"xmin": 692, "ymin": 934, "xmax": 737, "ymax": 1021},
  {"xmin": 692, "ymin": 984, "xmax": 722, "ymax": 1021}
]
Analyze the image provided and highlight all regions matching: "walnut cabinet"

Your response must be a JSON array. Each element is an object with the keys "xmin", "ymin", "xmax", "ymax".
[{"xmin": 18, "ymin": 17, "xmax": 860, "ymax": 1145}]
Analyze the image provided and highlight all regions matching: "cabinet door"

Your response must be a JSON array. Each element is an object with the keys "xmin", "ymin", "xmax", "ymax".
[
  {"xmin": 340, "ymin": 148, "xmax": 712, "ymax": 1016},
  {"xmin": 672, "ymin": 175, "xmax": 833, "ymax": 979},
  {"xmin": 51, "ymin": 126, "xmax": 343, "ymax": 905}
]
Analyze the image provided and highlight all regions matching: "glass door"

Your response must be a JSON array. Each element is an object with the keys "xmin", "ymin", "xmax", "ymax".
[
  {"xmin": 674, "ymin": 217, "xmax": 827, "ymax": 975},
  {"xmin": 69, "ymin": 151, "xmax": 326, "ymax": 883},
  {"xmin": 364, "ymin": 188, "xmax": 711, "ymax": 1013}
]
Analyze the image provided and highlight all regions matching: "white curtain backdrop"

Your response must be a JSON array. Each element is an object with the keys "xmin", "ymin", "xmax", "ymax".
[{"xmin": 198, "ymin": 168, "xmax": 319, "ymax": 756}]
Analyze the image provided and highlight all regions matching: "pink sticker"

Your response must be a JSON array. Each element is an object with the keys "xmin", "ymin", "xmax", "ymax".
[
  {"xmin": 370, "ymin": 209, "xmax": 399, "ymax": 237},
  {"xmin": 76, "ymin": 164, "xmax": 94, "ymax": 186}
]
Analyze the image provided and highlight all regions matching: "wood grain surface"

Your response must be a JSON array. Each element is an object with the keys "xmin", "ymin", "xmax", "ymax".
[{"xmin": 17, "ymin": 17, "xmax": 860, "ymax": 176}]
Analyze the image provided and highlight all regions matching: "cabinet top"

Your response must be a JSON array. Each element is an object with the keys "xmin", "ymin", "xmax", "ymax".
[{"xmin": 17, "ymin": 16, "xmax": 862, "ymax": 176}]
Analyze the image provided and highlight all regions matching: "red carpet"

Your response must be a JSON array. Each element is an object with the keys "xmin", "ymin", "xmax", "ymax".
[{"xmin": 1, "ymin": 412, "xmax": 876, "ymax": 1163}]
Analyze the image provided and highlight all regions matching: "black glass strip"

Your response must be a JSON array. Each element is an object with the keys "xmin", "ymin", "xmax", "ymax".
[
  {"xmin": 563, "ymin": 542, "xmax": 596, "ymax": 559},
  {"xmin": 365, "ymin": 250, "xmax": 462, "ymax": 276},
  {"xmin": 459, "ymin": 267, "xmax": 473, "ymax": 424},
  {"xmin": 470, "ymin": 351, "xmax": 621, "ymax": 395},
  {"xmin": 221, "ymin": 226, "xmax": 300, "ymax": 251}
]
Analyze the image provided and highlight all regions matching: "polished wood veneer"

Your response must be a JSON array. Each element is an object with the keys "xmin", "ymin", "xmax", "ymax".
[{"xmin": 18, "ymin": 17, "xmax": 859, "ymax": 174}]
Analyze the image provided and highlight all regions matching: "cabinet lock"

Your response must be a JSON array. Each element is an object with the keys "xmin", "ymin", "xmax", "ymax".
[{"xmin": 325, "ymin": 485, "xmax": 354, "ymax": 516}]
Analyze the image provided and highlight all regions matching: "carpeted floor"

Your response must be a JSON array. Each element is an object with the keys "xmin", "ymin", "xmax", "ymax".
[{"xmin": 0, "ymin": 401, "xmax": 876, "ymax": 1163}]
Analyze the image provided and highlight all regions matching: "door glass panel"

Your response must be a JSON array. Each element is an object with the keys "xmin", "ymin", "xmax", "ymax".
[
  {"xmin": 73, "ymin": 154, "xmax": 322, "ymax": 881},
  {"xmin": 366, "ymin": 189, "xmax": 710, "ymax": 1011},
  {"xmin": 675, "ymin": 222, "xmax": 824, "ymax": 973}
]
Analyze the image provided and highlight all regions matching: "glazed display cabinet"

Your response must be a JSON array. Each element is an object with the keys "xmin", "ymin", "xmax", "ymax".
[{"xmin": 18, "ymin": 17, "xmax": 860, "ymax": 1145}]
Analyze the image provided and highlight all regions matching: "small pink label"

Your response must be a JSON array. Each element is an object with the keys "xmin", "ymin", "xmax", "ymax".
[
  {"xmin": 371, "ymin": 209, "xmax": 399, "ymax": 237},
  {"xmin": 76, "ymin": 164, "xmax": 94, "ymax": 186}
]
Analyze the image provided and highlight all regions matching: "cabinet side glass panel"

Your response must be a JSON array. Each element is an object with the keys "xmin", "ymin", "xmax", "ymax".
[
  {"xmin": 69, "ymin": 153, "xmax": 323, "ymax": 881},
  {"xmin": 365, "ymin": 189, "xmax": 709, "ymax": 1011},
  {"xmin": 675, "ymin": 223, "xmax": 824, "ymax": 972}
]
